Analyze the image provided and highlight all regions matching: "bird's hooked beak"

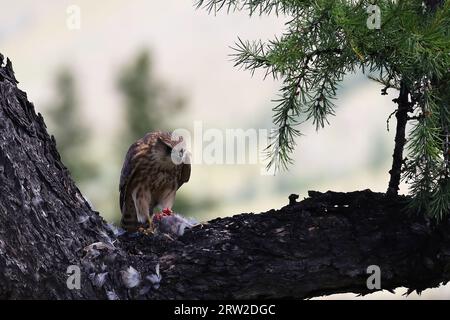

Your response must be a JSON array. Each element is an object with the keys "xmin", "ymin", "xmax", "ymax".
[
  {"xmin": 181, "ymin": 149, "xmax": 191, "ymax": 164},
  {"xmin": 158, "ymin": 135, "xmax": 189, "ymax": 165},
  {"xmin": 170, "ymin": 146, "xmax": 190, "ymax": 165}
]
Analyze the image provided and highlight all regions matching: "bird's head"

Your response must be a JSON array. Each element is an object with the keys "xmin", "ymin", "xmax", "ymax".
[{"xmin": 155, "ymin": 135, "xmax": 190, "ymax": 167}]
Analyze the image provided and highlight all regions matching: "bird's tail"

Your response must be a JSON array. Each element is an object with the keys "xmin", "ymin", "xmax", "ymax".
[{"xmin": 121, "ymin": 196, "xmax": 139, "ymax": 232}]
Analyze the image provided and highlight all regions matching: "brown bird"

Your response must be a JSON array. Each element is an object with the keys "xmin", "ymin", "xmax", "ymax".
[{"xmin": 119, "ymin": 131, "xmax": 191, "ymax": 232}]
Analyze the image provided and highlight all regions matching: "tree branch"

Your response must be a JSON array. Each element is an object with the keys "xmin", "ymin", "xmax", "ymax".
[
  {"xmin": 387, "ymin": 81, "xmax": 411, "ymax": 197},
  {"xmin": 1, "ymin": 55, "xmax": 449, "ymax": 300}
]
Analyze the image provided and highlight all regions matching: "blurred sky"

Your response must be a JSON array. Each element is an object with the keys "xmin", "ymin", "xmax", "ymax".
[{"xmin": 1, "ymin": 0, "xmax": 448, "ymax": 299}]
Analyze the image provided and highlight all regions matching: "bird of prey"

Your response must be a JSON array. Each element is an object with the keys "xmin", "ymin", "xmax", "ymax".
[{"xmin": 119, "ymin": 131, "xmax": 191, "ymax": 232}]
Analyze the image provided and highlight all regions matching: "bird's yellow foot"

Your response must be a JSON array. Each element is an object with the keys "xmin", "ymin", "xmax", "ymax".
[
  {"xmin": 143, "ymin": 229, "xmax": 154, "ymax": 235},
  {"xmin": 137, "ymin": 226, "xmax": 153, "ymax": 235},
  {"xmin": 142, "ymin": 216, "xmax": 156, "ymax": 235}
]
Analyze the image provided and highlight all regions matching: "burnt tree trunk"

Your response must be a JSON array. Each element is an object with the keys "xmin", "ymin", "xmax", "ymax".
[{"xmin": 1, "ymin": 56, "xmax": 450, "ymax": 300}]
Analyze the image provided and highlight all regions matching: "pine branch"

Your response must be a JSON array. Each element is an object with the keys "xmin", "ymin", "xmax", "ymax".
[{"xmin": 198, "ymin": 0, "xmax": 450, "ymax": 219}]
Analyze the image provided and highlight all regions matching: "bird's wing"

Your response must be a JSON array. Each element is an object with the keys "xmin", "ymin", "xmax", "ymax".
[
  {"xmin": 119, "ymin": 140, "xmax": 142, "ymax": 213},
  {"xmin": 177, "ymin": 162, "xmax": 191, "ymax": 190}
]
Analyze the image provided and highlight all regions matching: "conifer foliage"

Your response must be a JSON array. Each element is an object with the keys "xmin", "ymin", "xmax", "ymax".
[{"xmin": 197, "ymin": 0, "xmax": 450, "ymax": 219}]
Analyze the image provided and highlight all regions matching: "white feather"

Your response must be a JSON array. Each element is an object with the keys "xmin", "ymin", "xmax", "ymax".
[{"xmin": 120, "ymin": 266, "xmax": 141, "ymax": 288}]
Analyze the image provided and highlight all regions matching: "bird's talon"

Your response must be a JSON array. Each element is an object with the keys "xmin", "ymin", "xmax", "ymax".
[{"xmin": 145, "ymin": 216, "xmax": 156, "ymax": 234}]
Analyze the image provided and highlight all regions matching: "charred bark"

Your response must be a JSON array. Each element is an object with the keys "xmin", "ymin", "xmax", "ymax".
[{"xmin": 1, "ymin": 56, "xmax": 450, "ymax": 300}]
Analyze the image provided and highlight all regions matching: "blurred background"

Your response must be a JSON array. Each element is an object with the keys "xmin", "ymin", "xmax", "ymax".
[{"xmin": 0, "ymin": 0, "xmax": 448, "ymax": 299}]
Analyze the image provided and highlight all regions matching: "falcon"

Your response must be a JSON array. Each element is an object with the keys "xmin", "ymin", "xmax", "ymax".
[{"xmin": 119, "ymin": 131, "xmax": 191, "ymax": 232}]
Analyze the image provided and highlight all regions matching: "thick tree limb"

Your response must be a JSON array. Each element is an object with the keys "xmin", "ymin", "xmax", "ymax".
[
  {"xmin": 1, "ymin": 55, "xmax": 449, "ymax": 300},
  {"xmin": 141, "ymin": 190, "xmax": 450, "ymax": 299}
]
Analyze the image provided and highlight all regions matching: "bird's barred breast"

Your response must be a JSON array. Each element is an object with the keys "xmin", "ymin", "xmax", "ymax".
[{"xmin": 133, "ymin": 156, "xmax": 178, "ymax": 198}]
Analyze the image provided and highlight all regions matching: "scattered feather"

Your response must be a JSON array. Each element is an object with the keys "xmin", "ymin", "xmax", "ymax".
[
  {"xmin": 106, "ymin": 290, "xmax": 119, "ymax": 300},
  {"xmin": 145, "ymin": 264, "xmax": 162, "ymax": 289},
  {"xmin": 83, "ymin": 247, "xmax": 100, "ymax": 260},
  {"xmin": 83, "ymin": 242, "xmax": 115, "ymax": 261},
  {"xmin": 89, "ymin": 272, "xmax": 108, "ymax": 288},
  {"xmin": 77, "ymin": 215, "xmax": 89, "ymax": 224},
  {"xmin": 98, "ymin": 230, "xmax": 115, "ymax": 245},
  {"xmin": 107, "ymin": 223, "xmax": 126, "ymax": 237},
  {"xmin": 84, "ymin": 241, "xmax": 115, "ymax": 252},
  {"xmin": 121, "ymin": 266, "xmax": 141, "ymax": 288}
]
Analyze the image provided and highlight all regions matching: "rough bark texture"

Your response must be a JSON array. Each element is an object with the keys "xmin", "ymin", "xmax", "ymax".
[
  {"xmin": 1, "ymin": 55, "xmax": 450, "ymax": 300},
  {"xmin": 143, "ymin": 190, "xmax": 450, "ymax": 299}
]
